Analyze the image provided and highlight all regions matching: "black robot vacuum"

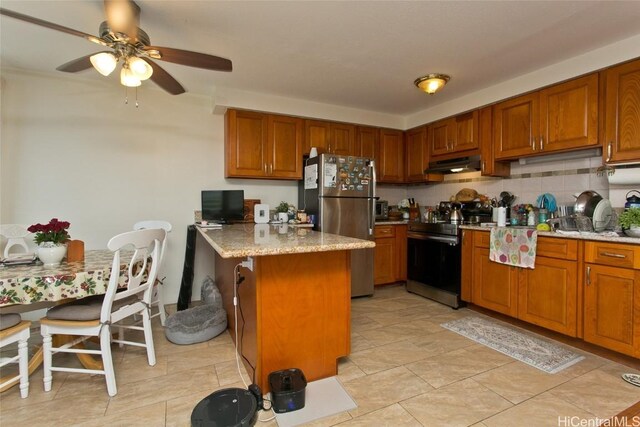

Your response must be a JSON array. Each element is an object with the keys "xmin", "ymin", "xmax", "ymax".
[{"xmin": 191, "ymin": 386, "xmax": 262, "ymax": 427}]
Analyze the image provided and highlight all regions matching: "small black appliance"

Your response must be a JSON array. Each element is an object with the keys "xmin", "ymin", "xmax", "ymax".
[
  {"xmin": 268, "ymin": 368, "xmax": 307, "ymax": 413},
  {"xmin": 191, "ymin": 384, "xmax": 263, "ymax": 427}
]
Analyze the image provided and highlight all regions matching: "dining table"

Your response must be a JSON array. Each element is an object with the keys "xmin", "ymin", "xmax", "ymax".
[{"xmin": 0, "ymin": 249, "xmax": 134, "ymax": 393}]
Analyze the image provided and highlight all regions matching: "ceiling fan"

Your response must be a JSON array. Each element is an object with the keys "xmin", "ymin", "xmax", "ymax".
[{"xmin": 0, "ymin": 0, "xmax": 232, "ymax": 95}]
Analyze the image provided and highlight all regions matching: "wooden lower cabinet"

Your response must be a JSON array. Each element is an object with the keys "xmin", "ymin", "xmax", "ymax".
[
  {"xmin": 374, "ymin": 224, "xmax": 407, "ymax": 285},
  {"xmin": 584, "ymin": 264, "xmax": 640, "ymax": 357},
  {"xmin": 472, "ymin": 248, "xmax": 519, "ymax": 317},
  {"xmin": 518, "ymin": 256, "xmax": 578, "ymax": 336}
]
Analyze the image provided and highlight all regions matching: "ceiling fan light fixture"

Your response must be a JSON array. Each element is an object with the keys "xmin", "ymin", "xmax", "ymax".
[
  {"xmin": 120, "ymin": 66, "xmax": 141, "ymax": 87},
  {"xmin": 414, "ymin": 73, "xmax": 450, "ymax": 94},
  {"xmin": 90, "ymin": 52, "xmax": 117, "ymax": 76},
  {"xmin": 128, "ymin": 57, "xmax": 153, "ymax": 80}
]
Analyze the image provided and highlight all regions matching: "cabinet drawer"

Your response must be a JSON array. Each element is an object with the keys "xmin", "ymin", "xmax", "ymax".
[
  {"xmin": 585, "ymin": 242, "xmax": 640, "ymax": 269},
  {"xmin": 475, "ymin": 231, "xmax": 491, "ymax": 248},
  {"xmin": 375, "ymin": 225, "xmax": 395, "ymax": 238},
  {"xmin": 537, "ymin": 237, "xmax": 578, "ymax": 261}
]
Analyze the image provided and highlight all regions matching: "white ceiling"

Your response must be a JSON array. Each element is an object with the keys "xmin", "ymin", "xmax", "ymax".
[{"xmin": 2, "ymin": 1, "xmax": 640, "ymax": 116}]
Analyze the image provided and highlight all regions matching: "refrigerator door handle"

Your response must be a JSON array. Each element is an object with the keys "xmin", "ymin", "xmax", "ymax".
[{"xmin": 369, "ymin": 160, "xmax": 376, "ymax": 236}]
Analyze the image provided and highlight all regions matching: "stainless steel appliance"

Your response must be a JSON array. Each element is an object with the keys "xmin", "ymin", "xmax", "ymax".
[
  {"xmin": 407, "ymin": 203, "xmax": 491, "ymax": 308},
  {"xmin": 375, "ymin": 200, "xmax": 389, "ymax": 220},
  {"xmin": 300, "ymin": 154, "xmax": 376, "ymax": 297}
]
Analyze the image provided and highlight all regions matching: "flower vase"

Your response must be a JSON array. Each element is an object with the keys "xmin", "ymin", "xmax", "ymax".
[{"xmin": 38, "ymin": 243, "xmax": 67, "ymax": 267}]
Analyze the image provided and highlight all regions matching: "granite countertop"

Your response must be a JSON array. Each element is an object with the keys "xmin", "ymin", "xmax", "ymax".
[
  {"xmin": 197, "ymin": 224, "xmax": 375, "ymax": 258},
  {"xmin": 460, "ymin": 224, "xmax": 640, "ymax": 245}
]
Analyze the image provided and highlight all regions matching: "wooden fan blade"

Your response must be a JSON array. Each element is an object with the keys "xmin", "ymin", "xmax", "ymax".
[
  {"xmin": 141, "ymin": 58, "xmax": 186, "ymax": 95},
  {"xmin": 57, "ymin": 54, "xmax": 98, "ymax": 73},
  {"xmin": 144, "ymin": 46, "xmax": 232, "ymax": 72},
  {"xmin": 104, "ymin": 0, "xmax": 139, "ymax": 42},
  {"xmin": 0, "ymin": 8, "xmax": 107, "ymax": 46}
]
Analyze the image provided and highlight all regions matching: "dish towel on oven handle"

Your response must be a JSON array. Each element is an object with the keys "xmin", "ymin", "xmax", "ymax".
[{"xmin": 489, "ymin": 227, "xmax": 538, "ymax": 269}]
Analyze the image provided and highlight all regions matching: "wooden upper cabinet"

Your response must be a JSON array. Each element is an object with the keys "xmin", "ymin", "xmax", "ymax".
[
  {"xmin": 428, "ymin": 111, "xmax": 479, "ymax": 158},
  {"xmin": 540, "ymin": 73, "xmax": 598, "ymax": 152},
  {"xmin": 493, "ymin": 92, "xmax": 540, "ymax": 160},
  {"xmin": 225, "ymin": 109, "xmax": 269, "ymax": 178},
  {"xmin": 268, "ymin": 114, "xmax": 303, "ymax": 179},
  {"xmin": 378, "ymin": 128, "xmax": 404, "ymax": 183},
  {"xmin": 330, "ymin": 123, "xmax": 356, "ymax": 155},
  {"xmin": 494, "ymin": 74, "xmax": 599, "ymax": 160},
  {"xmin": 603, "ymin": 58, "xmax": 640, "ymax": 164},
  {"xmin": 405, "ymin": 126, "xmax": 429, "ymax": 182},
  {"xmin": 429, "ymin": 118, "xmax": 455, "ymax": 156},
  {"xmin": 479, "ymin": 106, "xmax": 510, "ymax": 177},
  {"xmin": 304, "ymin": 120, "xmax": 356, "ymax": 155},
  {"xmin": 226, "ymin": 110, "xmax": 302, "ymax": 180},
  {"xmin": 304, "ymin": 120, "xmax": 331, "ymax": 154},
  {"xmin": 355, "ymin": 126, "xmax": 379, "ymax": 161}
]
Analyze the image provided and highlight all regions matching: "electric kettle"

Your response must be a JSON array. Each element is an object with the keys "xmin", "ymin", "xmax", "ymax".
[{"xmin": 625, "ymin": 190, "xmax": 640, "ymax": 210}]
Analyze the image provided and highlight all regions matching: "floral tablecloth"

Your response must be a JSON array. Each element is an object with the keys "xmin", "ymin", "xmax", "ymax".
[{"xmin": 0, "ymin": 250, "xmax": 134, "ymax": 307}]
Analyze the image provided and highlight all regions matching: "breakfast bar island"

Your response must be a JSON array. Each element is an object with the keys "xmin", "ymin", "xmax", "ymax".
[{"xmin": 196, "ymin": 224, "xmax": 375, "ymax": 391}]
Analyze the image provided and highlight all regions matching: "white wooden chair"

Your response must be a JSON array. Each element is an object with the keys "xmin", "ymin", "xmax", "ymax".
[
  {"xmin": 40, "ymin": 228, "xmax": 166, "ymax": 397},
  {"xmin": 0, "ymin": 313, "xmax": 31, "ymax": 398},
  {"xmin": 133, "ymin": 220, "xmax": 172, "ymax": 326}
]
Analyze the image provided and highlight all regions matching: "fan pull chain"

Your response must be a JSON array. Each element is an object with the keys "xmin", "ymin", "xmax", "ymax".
[
  {"xmin": 124, "ymin": 86, "xmax": 129, "ymax": 105},
  {"xmin": 135, "ymin": 87, "xmax": 139, "ymax": 108}
]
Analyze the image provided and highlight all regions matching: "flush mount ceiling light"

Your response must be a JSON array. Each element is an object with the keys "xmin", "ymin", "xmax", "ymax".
[{"xmin": 414, "ymin": 73, "xmax": 451, "ymax": 94}]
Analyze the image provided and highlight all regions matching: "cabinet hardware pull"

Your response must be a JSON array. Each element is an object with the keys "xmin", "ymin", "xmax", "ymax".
[
  {"xmin": 269, "ymin": 164, "xmax": 273, "ymax": 175},
  {"xmin": 531, "ymin": 137, "xmax": 536, "ymax": 151},
  {"xmin": 482, "ymin": 161, "xmax": 485, "ymax": 172},
  {"xmin": 606, "ymin": 142, "xmax": 612, "ymax": 162},
  {"xmin": 586, "ymin": 266, "xmax": 591, "ymax": 285},
  {"xmin": 601, "ymin": 251, "xmax": 625, "ymax": 259},
  {"xmin": 540, "ymin": 136, "xmax": 544, "ymax": 151}
]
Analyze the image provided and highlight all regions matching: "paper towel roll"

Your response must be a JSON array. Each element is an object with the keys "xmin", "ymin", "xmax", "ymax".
[
  {"xmin": 607, "ymin": 167, "xmax": 640, "ymax": 185},
  {"xmin": 497, "ymin": 207, "xmax": 507, "ymax": 227}
]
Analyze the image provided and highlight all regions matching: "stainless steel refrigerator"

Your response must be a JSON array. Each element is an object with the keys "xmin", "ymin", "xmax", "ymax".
[{"xmin": 300, "ymin": 154, "xmax": 376, "ymax": 297}]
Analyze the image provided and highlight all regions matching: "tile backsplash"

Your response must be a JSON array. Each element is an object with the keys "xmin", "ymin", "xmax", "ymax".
[{"xmin": 378, "ymin": 156, "xmax": 639, "ymax": 210}]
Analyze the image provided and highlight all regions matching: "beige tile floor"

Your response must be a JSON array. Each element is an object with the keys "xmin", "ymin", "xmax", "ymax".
[{"xmin": 1, "ymin": 284, "xmax": 639, "ymax": 426}]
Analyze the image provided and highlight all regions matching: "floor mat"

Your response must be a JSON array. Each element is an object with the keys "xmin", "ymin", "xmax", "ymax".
[
  {"xmin": 273, "ymin": 376, "xmax": 357, "ymax": 427},
  {"xmin": 441, "ymin": 316, "xmax": 584, "ymax": 374}
]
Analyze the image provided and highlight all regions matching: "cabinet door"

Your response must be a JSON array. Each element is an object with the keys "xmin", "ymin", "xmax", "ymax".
[
  {"xmin": 267, "ymin": 115, "xmax": 303, "ymax": 179},
  {"xmin": 454, "ymin": 111, "xmax": 480, "ymax": 152},
  {"xmin": 330, "ymin": 123, "xmax": 356, "ymax": 155},
  {"xmin": 374, "ymin": 236, "xmax": 395, "ymax": 285},
  {"xmin": 518, "ymin": 256, "xmax": 578, "ymax": 336},
  {"xmin": 604, "ymin": 58, "xmax": 640, "ymax": 164},
  {"xmin": 494, "ymin": 93, "xmax": 539, "ymax": 160},
  {"xmin": 584, "ymin": 264, "xmax": 639, "ymax": 357},
  {"xmin": 472, "ymin": 248, "xmax": 519, "ymax": 317},
  {"xmin": 539, "ymin": 74, "xmax": 598, "ymax": 153},
  {"xmin": 479, "ymin": 106, "xmax": 510, "ymax": 177},
  {"xmin": 378, "ymin": 129, "xmax": 405, "ymax": 183},
  {"xmin": 355, "ymin": 126, "xmax": 379, "ymax": 161},
  {"xmin": 429, "ymin": 118, "xmax": 455, "ymax": 156},
  {"xmin": 225, "ymin": 110, "xmax": 268, "ymax": 178},
  {"xmin": 405, "ymin": 126, "xmax": 429, "ymax": 182},
  {"xmin": 304, "ymin": 120, "xmax": 331, "ymax": 155}
]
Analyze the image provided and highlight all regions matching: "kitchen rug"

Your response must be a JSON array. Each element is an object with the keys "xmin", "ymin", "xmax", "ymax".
[
  {"xmin": 273, "ymin": 376, "xmax": 357, "ymax": 427},
  {"xmin": 441, "ymin": 316, "xmax": 584, "ymax": 374}
]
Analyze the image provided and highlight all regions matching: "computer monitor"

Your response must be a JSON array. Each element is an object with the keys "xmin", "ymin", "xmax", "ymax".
[{"xmin": 201, "ymin": 190, "xmax": 245, "ymax": 223}]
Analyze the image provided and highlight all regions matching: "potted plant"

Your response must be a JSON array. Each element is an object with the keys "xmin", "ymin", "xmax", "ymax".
[
  {"xmin": 275, "ymin": 201, "xmax": 293, "ymax": 223},
  {"xmin": 27, "ymin": 218, "xmax": 71, "ymax": 266},
  {"xmin": 618, "ymin": 207, "xmax": 640, "ymax": 238}
]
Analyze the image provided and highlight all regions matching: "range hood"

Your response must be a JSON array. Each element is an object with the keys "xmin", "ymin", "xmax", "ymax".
[{"xmin": 424, "ymin": 155, "xmax": 481, "ymax": 174}]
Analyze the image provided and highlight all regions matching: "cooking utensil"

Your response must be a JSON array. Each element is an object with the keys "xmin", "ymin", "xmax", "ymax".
[
  {"xmin": 574, "ymin": 190, "xmax": 602, "ymax": 218},
  {"xmin": 450, "ymin": 203, "xmax": 464, "ymax": 224}
]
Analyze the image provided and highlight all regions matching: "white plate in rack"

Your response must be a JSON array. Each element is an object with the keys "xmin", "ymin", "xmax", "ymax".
[{"xmin": 592, "ymin": 199, "xmax": 612, "ymax": 232}]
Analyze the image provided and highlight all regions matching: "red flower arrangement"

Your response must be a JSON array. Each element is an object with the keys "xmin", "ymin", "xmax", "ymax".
[{"xmin": 27, "ymin": 218, "xmax": 71, "ymax": 245}]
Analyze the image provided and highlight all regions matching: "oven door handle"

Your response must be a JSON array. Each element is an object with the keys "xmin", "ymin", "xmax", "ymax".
[{"xmin": 408, "ymin": 232, "xmax": 459, "ymax": 245}]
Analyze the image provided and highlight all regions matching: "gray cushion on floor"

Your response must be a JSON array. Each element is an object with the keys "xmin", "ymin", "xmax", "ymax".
[
  {"xmin": 46, "ymin": 294, "xmax": 140, "ymax": 321},
  {"xmin": 164, "ymin": 304, "xmax": 227, "ymax": 345},
  {"xmin": 201, "ymin": 276, "xmax": 223, "ymax": 308},
  {"xmin": 0, "ymin": 313, "xmax": 22, "ymax": 331}
]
